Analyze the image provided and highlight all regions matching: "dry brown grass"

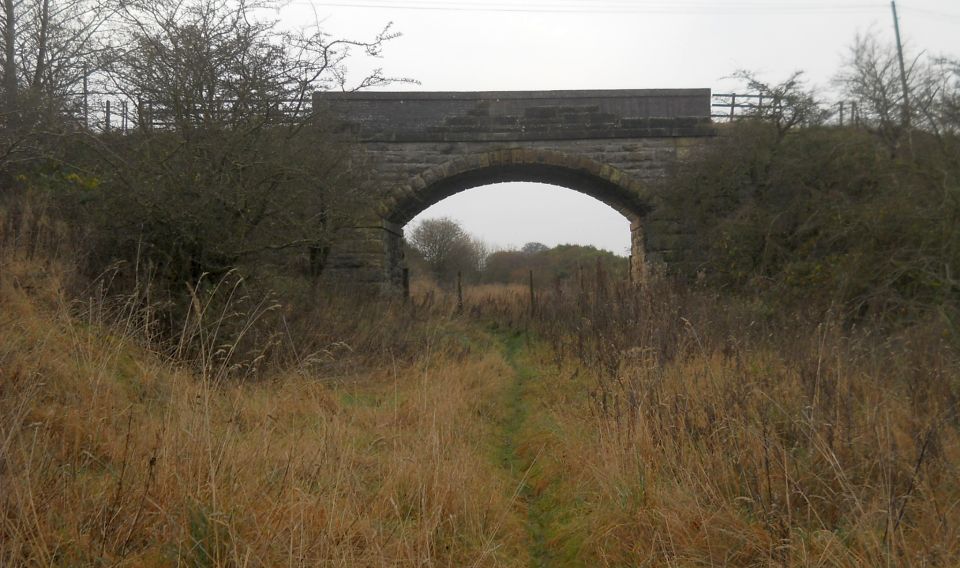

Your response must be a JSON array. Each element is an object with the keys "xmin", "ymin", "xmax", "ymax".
[
  {"xmin": 470, "ymin": 274, "xmax": 960, "ymax": 566},
  {"xmin": 3, "ymin": 201, "xmax": 959, "ymax": 566},
  {"xmin": 504, "ymin": 338, "xmax": 960, "ymax": 566},
  {"xmin": 0, "ymin": 210, "xmax": 531, "ymax": 566},
  {"xmin": 0, "ymin": 272, "xmax": 532, "ymax": 565}
]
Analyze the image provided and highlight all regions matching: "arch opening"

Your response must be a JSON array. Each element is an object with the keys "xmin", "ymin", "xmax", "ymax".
[
  {"xmin": 404, "ymin": 181, "xmax": 635, "ymax": 289},
  {"xmin": 408, "ymin": 182, "xmax": 632, "ymax": 255},
  {"xmin": 378, "ymin": 150, "xmax": 653, "ymax": 291}
]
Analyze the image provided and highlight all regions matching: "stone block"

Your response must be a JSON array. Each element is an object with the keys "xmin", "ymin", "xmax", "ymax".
[
  {"xmin": 525, "ymin": 107, "xmax": 557, "ymax": 119},
  {"xmin": 645, "ymin": 233, "xmax": 690, "ymax": 251},
  {"xmin": 409, "ymin": 175, "xmax": 427, "ymax": 191},
  {"xmin": 577, "ymin": 156, "xmax": 600, "ymax": 174}
]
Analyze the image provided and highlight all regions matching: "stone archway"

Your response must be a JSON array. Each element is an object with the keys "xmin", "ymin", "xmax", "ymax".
[{"xmin": 315, "ymin": 88, "xmax": 716, "ymax": 292}]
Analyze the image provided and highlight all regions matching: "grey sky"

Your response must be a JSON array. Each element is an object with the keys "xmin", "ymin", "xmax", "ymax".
[{"xmin": 284, "ymin": 0, "xmax": 958, "ymax": 254}]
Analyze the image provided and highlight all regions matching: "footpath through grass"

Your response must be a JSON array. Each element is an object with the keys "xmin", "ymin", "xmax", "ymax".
[
  {"xmin": 493, "ymin": 327, "xmax": 589, "ymax": 567},
  {"xmin": 10, "ymin": 253, "xmax": 956, "ymax": 565}
]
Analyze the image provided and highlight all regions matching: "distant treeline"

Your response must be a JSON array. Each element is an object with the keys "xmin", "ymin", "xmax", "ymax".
[{"xmin": 404, "ymin": 217, "xmax": 627, "ymax": 287}]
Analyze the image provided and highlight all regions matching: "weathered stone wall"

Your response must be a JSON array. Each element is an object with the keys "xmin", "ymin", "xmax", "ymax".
[
  {"xmin": 314, "ymin": 89, "xmax": 715, "ymax": 292},
  {"xmin": 316, "ymin": 89, "xmax": 712, "ymax": 143},
  {"xmin": 363, "ymin": 138, "xmax": 695, "ymax": 219}
]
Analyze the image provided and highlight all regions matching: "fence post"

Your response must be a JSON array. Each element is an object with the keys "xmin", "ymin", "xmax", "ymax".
[
  {"xmin": 528, "ymin": 269, "xmax": 536, "ymax": 317},
  {"xmin": 595, "ymin": 256, "xmax": 607, "ymax": 301},
  {"xmin": 730, "ymin": 93, "xmax": 736, "ymax": 120},
  {"xmin": 105, "ymin": 100, "xmax": 111, "ymax": 132},
  {"xmin": 456, "ymin": 271, "xmax": 463, "ymax": 314},
  {"xmin": 839, "ymin": 101, "xmax": 844, "ymax": 127},
  {"xmin": 122, "ymin": 100, "xmax": 128, "ymax": 133}
]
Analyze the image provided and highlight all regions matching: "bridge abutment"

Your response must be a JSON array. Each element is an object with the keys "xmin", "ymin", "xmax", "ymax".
[
  {"xmin": 321, "ymin": 222, "xmax": 403, "ymax": 292},
  {"xmin": 316, "ymin": 89, "xmax": 716, "ymax": 293}
]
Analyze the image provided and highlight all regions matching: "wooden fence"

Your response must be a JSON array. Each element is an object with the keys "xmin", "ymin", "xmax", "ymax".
[
  {"xmin": 711, "ymin": 93, "xmax": 863, "ymax": 126},
  {"xmin": 71, "ymin": 92, "xmax": 315, "ymax": 132}
]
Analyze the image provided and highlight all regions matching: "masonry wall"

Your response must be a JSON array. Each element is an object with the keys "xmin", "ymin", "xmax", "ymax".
[
  {"xmin": 367, "ymin": 136, "xmax": 704, "ymax": 250},
  {"xmin": 315, "ymin": 89, "xmax": 713, "ymax": 143},
  {"xmin": 316, "ymin": 89, "xmax": 716, "ymax": 292},
  {"xmin": 321, "ymin": 137, "xmax": 709, "ymax": 290}
]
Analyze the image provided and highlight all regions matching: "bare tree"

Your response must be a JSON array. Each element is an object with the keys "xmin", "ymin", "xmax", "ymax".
[
  {"xmin": 834, "ymin": 31, "xmax": 960, "ymax": 163},
  {"xmin": 2, "ymin": 0, "xmax": 14, "ymax": 108},
  {"xmin": 1, "ymin": 0, "xmax": 112, "ymax": 110},
  {"xmin": 833, "ymin": 32, "xmax": 959, "ymax": 153},
  {"xmin": 915, "ymin": 57, "xmax": 960, "ymax": 141},
  {"xmin": 836, "ymin": 33, "xmax": 910, "ymax": 152},
  {"xmin": 0, "ymin": 0, "xmax": 112, "ymax": 171},
  {"xmin": 732, "ymin": 70, "xmax": 826, "ymax": 139},
  {"xmin": 66, "ymin": 0, "xmax": 412, "ymax": 288},
  {"xmin": 942, "ymin": 59, "xmax": 960, "ymax": 127},
  {"xmin": 97, "ymin": 0, "xmax": 409, "ymax": 130},
  {"xmin": 407, "ymin": 217, "xmax": 484, "ymax": 285}
]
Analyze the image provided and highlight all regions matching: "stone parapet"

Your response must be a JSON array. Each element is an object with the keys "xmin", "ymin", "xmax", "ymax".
[{"xmin": 317, "ymin": 89, "xmax": 713, "ymax": 143}]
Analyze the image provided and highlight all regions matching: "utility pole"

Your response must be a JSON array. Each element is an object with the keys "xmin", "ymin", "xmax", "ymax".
[{"xmin": 891, "ymin": 0, "xmax": 910, "ymax": 127}]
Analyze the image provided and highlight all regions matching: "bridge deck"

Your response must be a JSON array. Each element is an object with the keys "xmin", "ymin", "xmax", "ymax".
[{"xmin": 315, "ymin": 88, "xmax": 714, "ymax": 142}]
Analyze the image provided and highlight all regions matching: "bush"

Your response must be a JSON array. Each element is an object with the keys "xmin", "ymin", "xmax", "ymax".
[{"xmin": 662, "ymin": 120, "xmax": 960, "ymax": 323}]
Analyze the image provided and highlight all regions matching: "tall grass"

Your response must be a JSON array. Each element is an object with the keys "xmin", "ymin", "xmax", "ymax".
[
  {"xmin": 449, "ymin": 267, "xmax": 960, "ymax": 565},
  {"xmin": 4, "ymin": 196, "xmax": 959, "ymax": 565},
  {"xmin": 0, "ymin": 202, "xmax": 531, "ymax": 566}
]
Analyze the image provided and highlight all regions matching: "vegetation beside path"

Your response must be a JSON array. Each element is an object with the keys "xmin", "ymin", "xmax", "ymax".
[{"xmin": 3, "ymin": 215, "xmax": 960, "ymax": 566}]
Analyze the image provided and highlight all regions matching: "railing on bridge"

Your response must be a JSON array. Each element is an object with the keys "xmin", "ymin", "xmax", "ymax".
[
  {"xmin": 711, "ymin": 93, "xmax": 862, "ymax": 127},
  {"xmin": 64, "ymin": 91, "xmax": 864, "ymax": 132},
  {"xmin": 68, "ymin": 92, "xmax": 315, "ymax": 133}
]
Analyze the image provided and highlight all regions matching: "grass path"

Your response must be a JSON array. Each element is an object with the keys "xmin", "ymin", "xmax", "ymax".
[{"xmin": 494, "ymin": 329, "xmax": 562, "ymax": 567}]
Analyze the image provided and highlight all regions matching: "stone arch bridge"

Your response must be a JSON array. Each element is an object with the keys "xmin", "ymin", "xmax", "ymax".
[{"xmin": 315, "ymin": 89, "xmax": 715, "ymax": 291}]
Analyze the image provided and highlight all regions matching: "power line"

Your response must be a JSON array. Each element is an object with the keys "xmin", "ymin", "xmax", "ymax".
[
  {"xmin": 291, "ymin": 0, "xmax": 960, "ymax": 24},
  {"xmin": 302, "ymin": 0, "xmax": 891, "ymax": 15},
  {"xmin": 899, "ymin": 5, "xmax": 960, "ymax": 22}
]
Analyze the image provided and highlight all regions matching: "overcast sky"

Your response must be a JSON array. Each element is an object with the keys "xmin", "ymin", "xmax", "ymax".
[{"xmin": 285, "ymin": 0, "xmax": 959, "ymax": 255}]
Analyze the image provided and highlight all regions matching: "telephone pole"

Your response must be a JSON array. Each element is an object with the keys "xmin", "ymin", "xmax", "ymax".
[{"xmin": 891, "ymin": 0, "xmax": 910, "ymax": 127}]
